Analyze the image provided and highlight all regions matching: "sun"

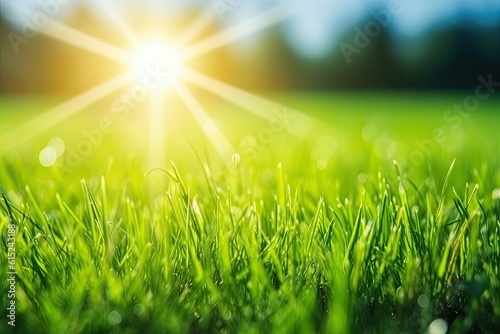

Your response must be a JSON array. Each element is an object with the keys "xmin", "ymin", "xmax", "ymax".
[
  {"xmin": 2, "ymin": 2, "xmax": 309, "ymax": 166},
  {"xmin": 130, "ymin": 40, "xmax": 184, "ymax": 84}
]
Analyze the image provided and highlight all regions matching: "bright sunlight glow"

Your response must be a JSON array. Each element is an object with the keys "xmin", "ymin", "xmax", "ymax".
[
  {"xmin": 130, "ymin": 40, "xmax": 184, "ymax": 84},
  {"xmin": 2, "ymin": 3, "xmax": 309, "ymax": 165}
]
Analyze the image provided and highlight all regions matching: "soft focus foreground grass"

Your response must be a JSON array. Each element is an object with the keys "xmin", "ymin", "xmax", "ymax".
[{"xmin": 1, "ymin": 93, "xmax": 499, "ymax": 333}]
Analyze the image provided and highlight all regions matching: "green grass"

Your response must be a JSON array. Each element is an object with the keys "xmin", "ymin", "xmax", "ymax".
[{"xmin": 1, "ymin": 93, "xmax": 500, "ymax": 333}]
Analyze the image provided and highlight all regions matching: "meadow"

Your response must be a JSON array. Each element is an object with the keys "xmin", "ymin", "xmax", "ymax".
[{"xmin": 1, "ymin": 92, "xmax": 499, "ymax": 333}]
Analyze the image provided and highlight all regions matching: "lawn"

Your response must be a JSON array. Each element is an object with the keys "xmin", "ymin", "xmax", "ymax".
[{"xmin": 1, "ymin": 92, "xmax": 499, "ymax": 333}]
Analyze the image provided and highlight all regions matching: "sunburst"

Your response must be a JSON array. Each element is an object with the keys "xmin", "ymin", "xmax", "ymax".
[{"xmin": 2, "ymin": 1, "xmax": 314, "ymax": 169}]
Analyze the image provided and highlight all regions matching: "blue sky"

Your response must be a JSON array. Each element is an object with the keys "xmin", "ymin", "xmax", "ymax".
[{"xmin": 3, "ymin": 0, "xmax": 500, "ymax": 58}]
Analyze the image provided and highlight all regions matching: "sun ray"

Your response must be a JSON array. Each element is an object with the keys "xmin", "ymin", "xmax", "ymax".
[
  {"xmin": 182, "ymin": 3, "xmax": 299, "ymax": 61},
  {"xmin": 173, "ymin": 81, "xmax": 235, "ymax": 161},
  {"xmin": 2, "ymin": 72, "xmax": 133, "ymax": 147},
  {"xmin": 89, "ymin": 0, "xmax": 140, "ymax": 47},
  {"xmin": 40, "ymin": 19, "xmax": 132, "ymax": 64},
  {"xmin": 147, "ymin": 91, "xmax": 167, "ymax": 169},
  {"xmin": 180, "ymin": 68, "xmax": 274, "ymax": 120},
  {"xmin": 145, "ymin": 91, "xmax": 168, "ymax": 191},
  {"xmin": 174, "ymin": 7, "xmax": 216, "ymax": 49},
  {"xmin": 179, "ymin": 68, "xmax": 315, "ymax": 137}
]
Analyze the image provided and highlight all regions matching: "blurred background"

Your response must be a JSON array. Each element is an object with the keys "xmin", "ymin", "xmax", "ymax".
[{"xmin": 1, "ymin": 0, "xmax": 500, "ymax": 94}]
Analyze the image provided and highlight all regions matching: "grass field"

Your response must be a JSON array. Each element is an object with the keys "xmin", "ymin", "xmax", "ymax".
[{"xmin": 1, "ymin": 93, "xmax": 500, "ymax": 333}]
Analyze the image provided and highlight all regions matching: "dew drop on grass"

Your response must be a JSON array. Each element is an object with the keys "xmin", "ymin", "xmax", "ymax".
[
  {"xmin": 428, "ymin": 318, "xmax": 448, "ymax": 334},
  {"xmin": 108, "ymin": 311, "xmax": 121, "ymax": 326}
]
